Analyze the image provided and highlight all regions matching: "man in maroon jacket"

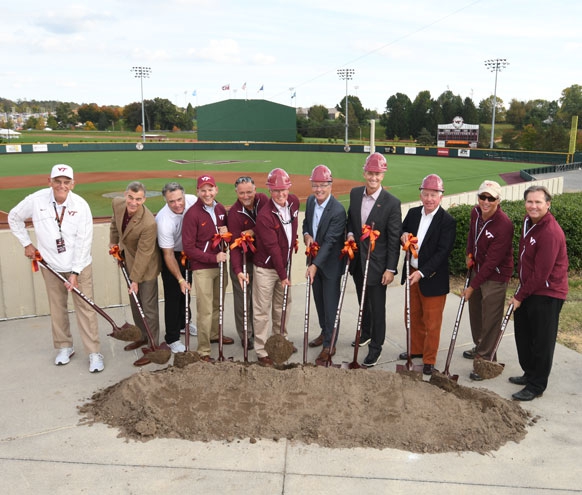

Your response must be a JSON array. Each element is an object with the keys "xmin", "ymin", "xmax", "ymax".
[
  {"xmin": 252, "ymin": 168, "xmax": 300, "ymax": 366},
  {"xmin": 508, "ymin": 185, "xmax": 568, "ymax": 401},
  {"xmin": 182, "ymin": 175, "xmax": 233, "ymax": 361},
  {"xmin": 461, "ymin": 180, "xmax": 514, "ymax": 381},
  {"xmin": 227, "ymin": 176, "xmax": 269, "ymax": 350}
]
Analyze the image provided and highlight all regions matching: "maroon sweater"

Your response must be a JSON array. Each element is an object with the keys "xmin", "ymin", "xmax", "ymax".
[
  {"xmin": 227, "ymin": 192, "xmax": 269, "ymax": 275},
  {"xmin": 253, "ymin": 194, "xmax": 300, "ymax": 281},
  {"xmin": 466, "ymin": 205, "xmax": 514, "ymax": 289},
  {"xmin": 182, "ymin": 200, "xmax": 228, "ymax": 270},
  {"xmin": 515, "ymin": 211, "xmax": 568, "ymax": 302}
]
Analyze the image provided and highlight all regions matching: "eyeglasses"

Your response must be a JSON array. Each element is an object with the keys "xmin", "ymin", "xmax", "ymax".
[
  {"xmin": 235, "ymin": 176, "xmax": 254, "ymax": 186},
  {"xmin": 311, "ymin": 183, "xmax": 330, "ymax": 189},
  {"xmin": 478, "ymin": 194, "xmax": 497, "ymax": 202}
]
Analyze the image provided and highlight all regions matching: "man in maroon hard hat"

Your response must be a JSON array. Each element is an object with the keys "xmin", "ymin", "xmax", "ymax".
[
  {"xmin": 303, "ymin": 164, "xmax": 347, "ymax": 365},
  {"xmin": 252, "ymin": 168, "xmax": 300, "ymax": 366},
  {"xmin": 346, "ymin": 152, "xmax": 402, "ymax": 367},
  {"xmin": 399, "ymin": 174, "xmax": 456, "ymax": 375}
]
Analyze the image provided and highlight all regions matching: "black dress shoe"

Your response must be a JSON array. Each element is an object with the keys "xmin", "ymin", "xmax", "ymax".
[
  {"xmin": 469, "ymin": 371, "xmax": 483, "ymax": 381},
  {"xmin": 512, "ymin": 388, "xmax": 542, "ymax": 401},
  {"xmin": 509, "ymin": 375, "xmax": 528, "ymax": 385},
  {"xmin": 462, "ymin": 347, "xmax": 476, "ymax": 359},
  {"xmin": 423, "ymin": 364, "xmax": 435, "ymax": 375},
  {"xmin": 351, "ymin": 336, "xmax": 371, "ymax": 347},
  {"xmin": 398, "ymin": 352, "xmax": 423, "ymax": 360}
]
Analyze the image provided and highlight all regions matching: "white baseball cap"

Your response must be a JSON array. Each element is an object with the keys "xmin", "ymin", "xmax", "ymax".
[{"xmin": 50, "ymin": 164, "xmax": 74, "ymax": 180}]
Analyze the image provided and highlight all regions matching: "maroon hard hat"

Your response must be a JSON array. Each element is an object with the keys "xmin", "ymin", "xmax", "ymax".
[
  {"xmin": 419, "ymin": 174, "xmax": 444, "ymax": 192},
  {"xmin": 363, "ymin": 152, "xmax": 387, "ymax": 173},
  {"xmin": 309, "ymin": 164, "xmax": 333, "ymax": 182},
  {"xmin": 266, "ymin": 168, "xmax": 292, "ymax": 190}
]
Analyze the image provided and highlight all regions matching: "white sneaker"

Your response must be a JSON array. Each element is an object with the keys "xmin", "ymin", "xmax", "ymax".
[
  {"xmin": 180, "ymin": 323, "xmax": 197, "ymax": 336},
  {"xmin": 55, "ymin": 347, "xmax": 74, "ymax": 365},
  {"xmin": 169, "ymin": 340, "xmax": 186, "ymax": 353},
  {"xmin": 89, "ymin": 353, "xmax": 105, "ymax": 373}
]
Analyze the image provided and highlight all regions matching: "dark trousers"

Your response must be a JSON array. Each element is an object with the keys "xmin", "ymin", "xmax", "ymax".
[
  {"xmin": 353, "ymin": 261, "xmax": 387, "ymax": 355},
  {"xmin": 514, "ymin": 295, "xmax": 564, "ymax": 394},
  {"xmin": 312, "ymin": 270, "xmax": 342, "ymax": 348},
  {"xmin": 161, "ymin": 251, "xmax": 190, "ymax": 345}
]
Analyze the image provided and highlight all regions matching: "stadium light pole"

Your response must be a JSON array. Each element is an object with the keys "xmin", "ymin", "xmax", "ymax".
[
  {"xmin": 337, "ymin": 68, "xmax": 355, "ymax": 151},
  {"xmin": 131, "ymin": 66, "xmax": 151, "ymax": 143},
  {"xmin": 484, "ymin": 59, "xmax": 509, "ymax": 149}
]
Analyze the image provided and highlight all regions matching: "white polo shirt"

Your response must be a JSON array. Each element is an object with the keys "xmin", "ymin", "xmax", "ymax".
[{"xmin": 155, "ymin": 194, "xmax": 197, "ymax": 251}]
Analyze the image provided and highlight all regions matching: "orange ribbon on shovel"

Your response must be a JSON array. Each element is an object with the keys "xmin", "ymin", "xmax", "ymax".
[
  {"xmin": 211, "ymin": 231, "xmax": 233, "ymax": 250},
  {"xmin": 340, "ymin": 239, "xmax": 358, "ymax": 260},
  {"xmin": 109, "ymin": 244, "xmax": 123, "ymax": 262},
  {"xmin": 230, "ymin": 232, "xmax": 256, "ymax": 254},
  {"xmin": 293, "ymin": 238, "xmax": 299, "ymax": 254},
  {"xmin": 360, "ymin": 224, "xmax": 380, "ymax": 252},
  {"xmin": 31, "ymin": 250, "xmax": 43, "ymax": 272},
  {"xmin": 305, "ymin": 241, "xmax": 320, "ymax": 258},
  {"xmin": 180, "ymin": 251, "xmax": 189, "ymax": 267},
  {"xmin": 402, "ymin": 233, "xmax": 419, "ymax": 259}
]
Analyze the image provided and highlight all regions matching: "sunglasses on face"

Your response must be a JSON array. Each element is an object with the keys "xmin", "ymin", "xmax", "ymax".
[{"xmin": 478, "ymin": 194, "xmax": 497, "ymax": 202}]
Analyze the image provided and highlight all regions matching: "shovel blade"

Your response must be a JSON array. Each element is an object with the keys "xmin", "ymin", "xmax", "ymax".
[{"xmin": 108, "ymin": 323, "xmax": 142, "ymax": 342}]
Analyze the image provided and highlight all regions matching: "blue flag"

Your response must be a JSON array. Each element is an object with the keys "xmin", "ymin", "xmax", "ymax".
[{"xmin": 192, "ymin": 90, "xmax": 197, "ymax": 96}]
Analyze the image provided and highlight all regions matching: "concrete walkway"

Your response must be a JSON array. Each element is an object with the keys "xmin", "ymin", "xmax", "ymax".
[{"xmin": 1, "ymin": 278, "xmax": 581, "ymax": 494}]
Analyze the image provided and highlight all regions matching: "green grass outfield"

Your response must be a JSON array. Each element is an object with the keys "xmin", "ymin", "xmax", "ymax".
[{"xmin": 0, "ymin": 150, "xmax": 527, "ymax": 216}]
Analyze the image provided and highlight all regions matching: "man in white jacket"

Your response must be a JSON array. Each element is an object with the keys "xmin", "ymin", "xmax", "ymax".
[{"xmin": 8, "ymin": 164, "xmax": 104, "ymax": 373}]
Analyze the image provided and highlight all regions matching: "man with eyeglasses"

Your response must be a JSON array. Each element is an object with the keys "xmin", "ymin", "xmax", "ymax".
[
  {"xmin": 227, "ymin": 176, "xmax": 269, "ymax": 350},
  {"xmin": 9, "ymin": 164, "xmax": 105, "ymax": 373},
  {"xmin": 252, "ymin": 168, "xmax": 300, "ymax": 366},
  {"xmin": 461, "ymin": 180, "xmax": 514, "ymax": 381},
  {"xmin": 110, "ymin": 181, "xmax": 162, "ymax": 367},
  {"xmin": 303, "ymin": 165, "xmax": 346, "ymax": 365}
]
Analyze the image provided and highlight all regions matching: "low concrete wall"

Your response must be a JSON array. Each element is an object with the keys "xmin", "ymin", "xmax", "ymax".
[{"xmin": 0, "ymin": 177, "xmax": 563, "ymax": 320}]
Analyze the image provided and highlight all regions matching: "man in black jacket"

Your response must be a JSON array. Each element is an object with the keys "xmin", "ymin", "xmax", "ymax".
[
  {"xmin": 399, "ymin": 174, "xmax": 456, "ymax": 375},
  {"xmin": 346, "ymin": 153, "xmax": 402, "ymax": 367}
]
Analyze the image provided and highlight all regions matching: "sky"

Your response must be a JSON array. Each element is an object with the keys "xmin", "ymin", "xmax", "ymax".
[{"xmin": 2, "ymin": 0, "xmax": 581, "ymax": 114}]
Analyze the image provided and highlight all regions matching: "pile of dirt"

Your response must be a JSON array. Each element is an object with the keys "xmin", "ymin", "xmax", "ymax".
[{"xmin": 79, "ymin": 361, "xmax": 532, "ymax": 454}]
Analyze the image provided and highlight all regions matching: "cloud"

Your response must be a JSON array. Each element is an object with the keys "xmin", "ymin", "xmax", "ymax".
[
  {"xmin": 191, "ymin": 39, "xmax": 242, "ymax": 64},
  {"xmin": 251, "ymin": 53, "xmax": 276, "ymax": 65},
  {"xmin": 34, "ymin": 7, "xmax": 113, "ymax": 35}
]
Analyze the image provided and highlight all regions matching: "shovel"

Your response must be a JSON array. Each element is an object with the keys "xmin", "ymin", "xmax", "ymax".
[
  {"xmin": 265, "ymin": 244, "xmax": 296, "ymax": 365},
  {"xmin": 217, "ymin": 239, "xmax": 233, "ymax": 362},
  {"xmin": 33, "ymin": 252, "xmax": 141, "ymax": 342},
  {"xmin": 303, "ymin": 243, "xmax": 319, "ymax": 365},
  {"xmin": 349, "ymin": 223, "xmax": 379, "ymax": 370},
  {"xmin": 441, "ymin": 268, "xmax": 472, "ymax": 381},
  {"xmin": 110, "ymin": 246, "xmax": 171, "ymax": 365},
  {"xmin": 473, "ymin": 300, "xmax": 515, "ymax": 379},
  {"xmin": 230, "ymin": 232, "xmax": 256, "ymax": 364},
  {"xmin": 181, "ymin": 253, "xmax": 191, "ymax": 352},
  {"xmin": 396, "ymin": 243, "xmax": 424, "ymax": 374},
  {"xmin": 325, "ymin": 239, "xmax": 357, "ymax": 368}
]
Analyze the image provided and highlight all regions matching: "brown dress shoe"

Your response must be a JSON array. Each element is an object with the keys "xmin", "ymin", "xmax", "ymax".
[
  {"xmin": 258, "ymin": 356, "xmax": 274, "ymax": 367},
  {"xmin": 308, "ymin": 333, "xmax": 324, "ymax": 347},
  {"xmin": 200, "ymin": 355, "xmax": 215, "ymax": 363},
  {"xmin": 133, "ymin": 355, "xmax": 151, "ymax": 367},
  {"xmin": 210, "ymin": 336, "xmax": 234, "ymax": 345},
  {"xmin": 124, "ymin": 338, "xmax": 148, "ymax": 351}
]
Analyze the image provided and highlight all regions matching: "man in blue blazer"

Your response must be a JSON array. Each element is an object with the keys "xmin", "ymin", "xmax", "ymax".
[
  {"xmin": 346, "ymin": 153, "xmax": 402, "ymax": 367},
  {"xmin": 303, "ymin": 165, "xmax": 347, "ymax": 365},
  {"xmin": 399, "ymin": 174, "xmax": 456, "ymax": 375}
]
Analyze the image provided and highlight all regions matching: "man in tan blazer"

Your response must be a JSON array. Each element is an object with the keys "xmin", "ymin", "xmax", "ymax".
[{"xmin": 110, "ymin": 181, "xmax": 162, "ymax": 366}]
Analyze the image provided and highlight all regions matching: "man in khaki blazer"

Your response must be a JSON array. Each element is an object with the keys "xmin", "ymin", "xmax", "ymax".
[{"xmin": 110, "ymin": 181, "xmax": 161, "ymax": 366}]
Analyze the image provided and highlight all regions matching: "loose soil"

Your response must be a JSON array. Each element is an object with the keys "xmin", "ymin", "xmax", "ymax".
[{"xmin": 79, "ymin": 360, "xmax": 531, "ymax": 454}]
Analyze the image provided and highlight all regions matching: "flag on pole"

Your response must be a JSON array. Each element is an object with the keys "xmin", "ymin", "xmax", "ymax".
[
  {"xmin": 258, "ymin": 84, "xmax": 264, "ymax": 92},
  {"xmin": 242, "ymin": 82, "xmax": 247, "ymax": 90},
  {"xmin": 222, "ymin": 84, "xmax": 230, "ymax": 90},
  {"xmin": 291, "ymin": 92, "xmax": 296, "ymax": 99},
  {"xmin": 192, "ymin": 90, "xmax": 197, "ymax": 97}
]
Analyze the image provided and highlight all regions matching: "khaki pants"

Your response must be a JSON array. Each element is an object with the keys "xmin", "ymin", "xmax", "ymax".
[
  {"xmin": 129, "ymin": 277, "xmax": 160, "ymax": 345},
  {"xmin": 252, "ymin": 267, "xmax": 291, "ymax": 358},
  {"xmin": 192, "ymin": 266, "xmax": 228, "ymax": 357},
  {"xmin": 41, "ymin": 264, "xmax": 100, "ymax": 354}
]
